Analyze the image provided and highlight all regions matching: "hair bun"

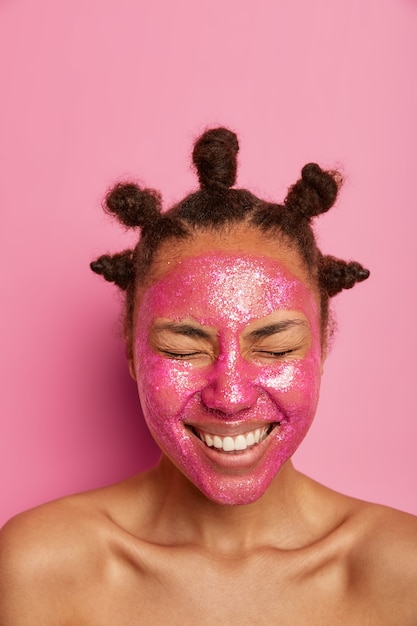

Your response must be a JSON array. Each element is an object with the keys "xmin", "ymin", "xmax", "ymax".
[
  {"xmin": 192, "ymin": 127, "xmax": 239, "ymax": 190},
  {"xmin": 284, "ymin": 163, "xmax": 340, "ymax": 220},
  {"xmin": 90, "ymin": 250, "xmax": 135, "ymax": 291},
  {"xmin": 104, "ymin": 182, "xmax": 162, "ymax": 228},
  {"xmin": 319, "ymin": 256, "xmax": 370, "ymax": 296}
]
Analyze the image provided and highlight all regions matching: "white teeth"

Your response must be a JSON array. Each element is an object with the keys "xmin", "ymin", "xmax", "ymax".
[
  {"xmin": 213, "ymin": 435, "xmax": 223, "ymax": 449},
  {"xmin": 234, "ymin": 435, "xmax": 247, "ymax": 451},
  {"xmin": 198, "ymin": 425, "xmax": 272, "ymax": 452},
  {"xmin": 223, "ymin": 437, "xmax": 234, "ymax": 452},
  {"xmin": 246, "ymin": 432, "xmax": 255, "ymax": 447}
]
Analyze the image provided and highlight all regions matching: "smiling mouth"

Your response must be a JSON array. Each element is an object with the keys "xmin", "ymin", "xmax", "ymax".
[{"xmin": 189, "ymin": 423, "xmax": 279, "ymax": 453}]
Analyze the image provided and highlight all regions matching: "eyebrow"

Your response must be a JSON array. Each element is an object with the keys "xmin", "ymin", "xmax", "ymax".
[
  {"xmin": 248, "ymin": 319, "xmax": 307, "ymax": 339},
  {"xmin": 153, "ymin": 322, "xmax": 212, "ymax": 339}
]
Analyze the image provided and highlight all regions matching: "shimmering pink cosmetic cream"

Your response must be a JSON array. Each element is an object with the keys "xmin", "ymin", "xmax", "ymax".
[{"xmin": 133, "ymin": 252, "xmax": 322, "ymax": 505}]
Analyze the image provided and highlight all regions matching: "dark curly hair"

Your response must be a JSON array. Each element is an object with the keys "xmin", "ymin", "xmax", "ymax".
[{"xmin": 91, "ymin": 127, "xmax": 369, "ymax": 356}]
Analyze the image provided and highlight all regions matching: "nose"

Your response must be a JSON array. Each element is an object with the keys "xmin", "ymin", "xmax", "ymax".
[{"xmin": 200, "ymin": 353, "xmax": 259, "ymax": 415}]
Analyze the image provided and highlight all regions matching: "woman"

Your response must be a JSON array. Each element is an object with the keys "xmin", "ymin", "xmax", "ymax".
[{"xmin": 1, "ymin": 128, "xmax": 416, "ymax": 624}]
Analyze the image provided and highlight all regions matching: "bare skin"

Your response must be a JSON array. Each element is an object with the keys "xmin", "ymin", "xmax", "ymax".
[
  {"xmin": 1, "ymin": 462, "xmax": 417, "ymax": 625},
  {"xmin": 1, "ymin": 226, "xmax": 417, "ymax": 625}
]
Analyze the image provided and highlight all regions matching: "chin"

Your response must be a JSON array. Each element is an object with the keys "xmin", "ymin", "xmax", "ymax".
[{"xmin": 192, "ymin": 471, "xmax": 278, "ymax": 507}]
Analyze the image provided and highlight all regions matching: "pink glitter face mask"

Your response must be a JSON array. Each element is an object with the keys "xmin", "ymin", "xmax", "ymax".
[{"xmin": 133, "ymin": 252, "xmax": 323, "ymax": 505}]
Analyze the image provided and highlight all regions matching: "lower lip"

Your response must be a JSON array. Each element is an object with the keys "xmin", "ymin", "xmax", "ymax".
[{"xmin": 188, "ymin": 424, "xmax": 280, "ymax": 470}]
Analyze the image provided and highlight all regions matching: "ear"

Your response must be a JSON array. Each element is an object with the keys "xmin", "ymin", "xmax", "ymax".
[
  {"xmin": 320, "ymin": 340, "xmax": 327, "ymax": 375},
  {"xmin": 128, "ymin": 357, "xmax": 137, "ymax": 381},
  {"xmin": 320, "ymin": 353, "xmax": 326, "ymax": 375}
]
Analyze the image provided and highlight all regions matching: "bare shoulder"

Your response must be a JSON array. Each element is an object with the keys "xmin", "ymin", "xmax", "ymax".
[
  {"xmin": 0, "ymin": 480, "xmax": 139, "ymax": 625},
  {"xmin": 302, "ymin": 475, "xmax": 417, "ymax": 622},
  {"xmin": 351, "ymin": 501, "xmax": 417, "ymax": 569},
  {"xmin": 347, "ymin": 500, "xmax": 417, "ymax": 620},
  {"xmin": 0, "ymin": 497, "xmax": 96, "ymax": 624}
]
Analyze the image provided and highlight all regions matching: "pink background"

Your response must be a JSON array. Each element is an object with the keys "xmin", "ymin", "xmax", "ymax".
[{"xmin": 1, "ymin": 0, "xmax": 416, "ymax": 526}]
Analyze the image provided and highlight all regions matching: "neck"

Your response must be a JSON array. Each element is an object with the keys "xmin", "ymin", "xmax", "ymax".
[{"xmin": 142, "ymin": 456, "xmax": 318, "ymax": 554}]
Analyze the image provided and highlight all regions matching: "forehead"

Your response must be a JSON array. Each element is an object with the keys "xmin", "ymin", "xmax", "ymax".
[
  {"xmin": 137, "ymin": 249, "xmax": 319, "ymax": 329},
  {"xmin": 151, "ymin": 223, "xmax": 310, "ymax": 276},
  {"xmin": 148, "ymin": 224, "xmax": 314, "ymax": 287}
]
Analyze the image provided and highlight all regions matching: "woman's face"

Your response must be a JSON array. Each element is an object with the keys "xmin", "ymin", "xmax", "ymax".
[{"xmin": 131, "ymin": 229, "xmax": 324, "ymax": 505}]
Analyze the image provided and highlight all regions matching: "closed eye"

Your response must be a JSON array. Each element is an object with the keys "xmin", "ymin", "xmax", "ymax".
[
  {"xmin": 255, "ymin": 349, "xmax": 295, "ymax": 358},
  {"xmin": 160, "ymin": 350, "xmax": 202, "ymax": 359},
  {"xmin": 251, "ymin": 342, "xmax": 308, "ymax": 360}
]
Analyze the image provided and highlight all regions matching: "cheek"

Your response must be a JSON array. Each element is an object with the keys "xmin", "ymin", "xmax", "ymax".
[
  {"xmin": 136, "ymin": 348, "xmax": 202, "ymax": 416},
  {"xmin": 257, "ymin": 357, "xmax": 321, "ymax": 418}
]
